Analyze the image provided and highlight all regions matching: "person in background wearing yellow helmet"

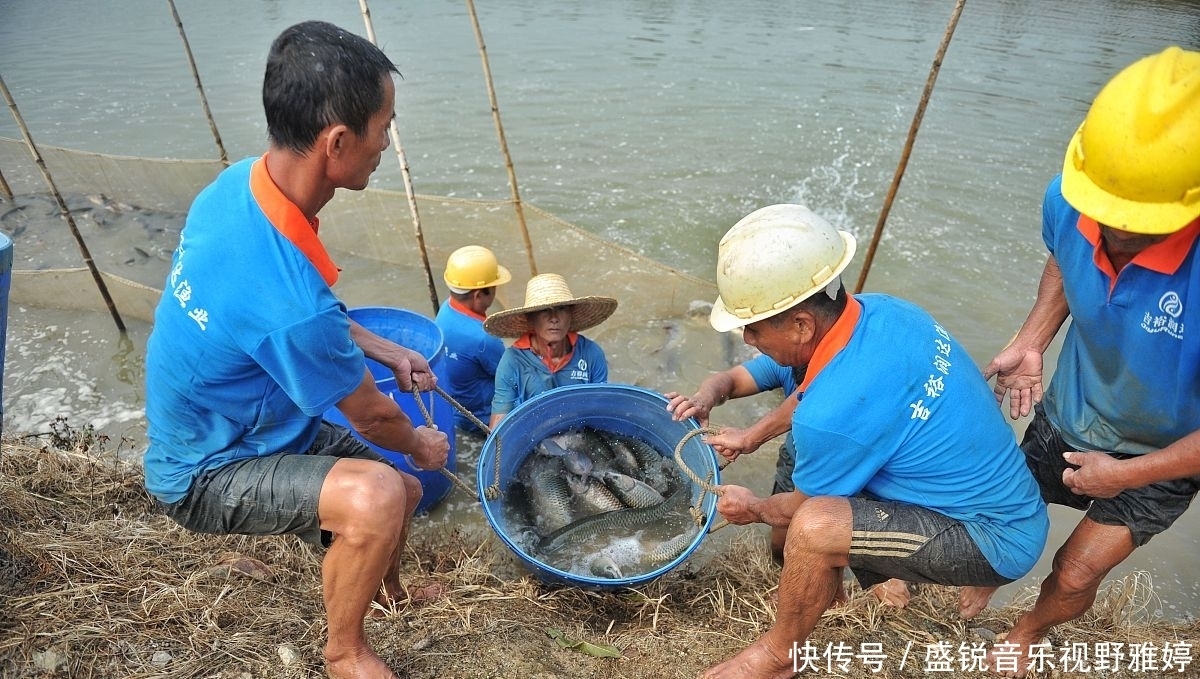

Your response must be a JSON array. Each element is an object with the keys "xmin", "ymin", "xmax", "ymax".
[
  {"xmin": 435, "ymin": 245, "xmax": 512, "ymax": 436},
  {"xmin": 698, "ymin": 204, "xmax": 1048, "ymax": 679},
  {"xmin": 484, "ymin": 273, "xmax": 617, "ymax": 428},
  {"xmin": 982, "ymin": 46, "xmax": 1200, "ymax": 676}
]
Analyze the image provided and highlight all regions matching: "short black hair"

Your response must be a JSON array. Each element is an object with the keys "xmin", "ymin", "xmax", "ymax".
[{"xmin": 263, "ymin": 20, "xmax": 400, "ymax": 153}]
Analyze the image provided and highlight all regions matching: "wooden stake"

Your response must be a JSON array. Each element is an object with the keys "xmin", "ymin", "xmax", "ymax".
[
  {"xmin": 167, "ymin": 0, "xmax": 228, "ymax": 165},
  {"xmin": 359, "ymin": 0, "xmax": 442, "ymax": 316},
  {"xmin": 465, "ymin": 0, "xmax": 538, "ymax": 277},
  {"xmin": 0, "ymin": 167, "xmax": 12, "ymax": 201},
  {"xmin": 854, "ymin": 0, "xmax": 966, "ymax": 294},
  {"xmin": 0, "ymin": 71, "xmax": 127, "ymax": 335}
]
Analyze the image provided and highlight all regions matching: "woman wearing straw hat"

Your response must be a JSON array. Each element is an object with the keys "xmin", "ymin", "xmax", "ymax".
[{"xmin": 484, "ymin": 273, "xmax": 618, "ymax": 427}]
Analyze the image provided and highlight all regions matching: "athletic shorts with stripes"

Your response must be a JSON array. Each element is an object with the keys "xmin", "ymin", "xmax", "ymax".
[{"xmin": 846, "ymin": 497, "xmax": 1013, "ymax": 590}]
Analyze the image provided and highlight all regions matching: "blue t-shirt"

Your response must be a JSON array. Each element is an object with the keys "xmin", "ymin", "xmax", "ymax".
[
  {"xmin": 792, "ymin": 294, "xmax": 1048, "ymax": 580},
  {"xmin": 491, "ymin": 333, "xmax": 608, "ymax": 416},
  {"xmin": 435, "ymin": 298, "xmax": 505, "ymax": 432},
  {"xmin": 742, "ymin": 353, "xmax": 800, "ymax": 395},
  {"xmin": 1041, "ymin": 175, "xmax": 1200, "ymax": 455},
  {"xmin": 143, "ymin": 158, "xmax": 365, "ymax": 503}
]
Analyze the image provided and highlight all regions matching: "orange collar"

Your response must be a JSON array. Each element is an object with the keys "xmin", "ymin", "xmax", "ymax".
[
  {"xmin": 1078, "ymin": 214, "xmax": 1200, "ymax": 281},
  {"xmin": 449, "ymin": 297, "xmax": 486, "ymax": 321},
  {"xmin": 250, "ymin": 155, "xmax": 339, "ymax": 286},
  {"xmin": 514, "ymin": 332, "xmax": 579, "ymax": 371},
  {"xmin": 797, "ymin": 295, "xmax": 861, "ymax": 393}
]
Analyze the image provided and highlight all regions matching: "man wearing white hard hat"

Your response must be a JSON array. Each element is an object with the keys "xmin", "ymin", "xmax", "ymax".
[
  {"xmin": 698, "ymin": 204, "xmax": 1048, "ymax": 679},
  {"xmin": 435, "ymin": 245, "xmax": 512, "ymax": 435},
  {"xmin": 983, "ymin": 46, "xmax": 1200, "ymax": 676}
]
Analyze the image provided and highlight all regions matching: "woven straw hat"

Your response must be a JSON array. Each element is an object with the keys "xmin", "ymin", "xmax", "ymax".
[{"xmin": 484, "ymin": 273, "xmax": 618, "ymax": 338}]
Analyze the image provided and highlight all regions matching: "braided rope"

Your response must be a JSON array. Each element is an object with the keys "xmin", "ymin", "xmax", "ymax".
[
  {"xmin": 408, "ymin": 384, "xmax": 480, "ymax": 500},
  {"xmin": 672, "ymin": 425, "xmax": 735, "ymax": 533}
]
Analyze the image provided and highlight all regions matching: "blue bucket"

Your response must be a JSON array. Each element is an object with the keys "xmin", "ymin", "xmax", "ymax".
[
  {"xmin": 0, "ymin": 233, "xmax": 10, "ymax": 438},
  {"xmin": 477, "ymin": 383, "xmax": 720, "ymax": 590},
  {"xmin": 323, "ymin": 306, "xmax": 457, "ymax": 514}
]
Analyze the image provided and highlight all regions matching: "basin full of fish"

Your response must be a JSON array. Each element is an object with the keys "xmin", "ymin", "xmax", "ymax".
[{"xmin": 501, "ymin": 426, "xmax": 702, "ymax": 580}]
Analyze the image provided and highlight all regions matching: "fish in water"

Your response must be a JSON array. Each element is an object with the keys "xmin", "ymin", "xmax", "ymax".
[
  {"xmin": 518, "ymin": 453, "xmax": 575, "ymax": 535},
  {"xmin": 538, "ymin": 438, "xmax": 593, "ymax": 477},
  {"xmin": 600, "ymin": 470, "xmax": 664, "ymax": 509},
  {"xmin": 646, "ymin": 526, "xmax": 702, "ymax": 565},
  {"xmin": 589, "ymin": 555, "xmax": 623, "ymax": 579},
  {"xmin": 566, "ymin": 472, "xmax": 626, "ymax": 516},
  {"xmin": 537, "ymin": 481, "xmax": 692, "ymax": 558}
]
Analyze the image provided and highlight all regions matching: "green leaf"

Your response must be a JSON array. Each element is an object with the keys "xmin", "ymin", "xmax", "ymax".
[{"xmin": 544, "ymin": 628, "xmax": 622, "ymax": 658}]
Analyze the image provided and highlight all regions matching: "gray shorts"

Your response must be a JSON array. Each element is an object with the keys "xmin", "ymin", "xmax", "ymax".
[
  {"xmin": 1022, "ymin": 405, "xmax": 1199, "ymax": 547},
  {"xmin": 846, "ymin": 497, "xmax": 1011, "ymax": 590},
  {"xmin": 162, "ymin": 422, "xmax": 386, "ymax": 546},
  {"xmin": 771, "ymin": 435, "xmax": 796, "ymax": 494}
]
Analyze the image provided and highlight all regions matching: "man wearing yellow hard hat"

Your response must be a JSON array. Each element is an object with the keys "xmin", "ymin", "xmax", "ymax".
[
  {"xmin": 983, "ymin": 46, "xmax": 1200, "ymax": 676},
  {"xmin": 435, "ymin": 245, "xmax": 512, "ymax": 435}
]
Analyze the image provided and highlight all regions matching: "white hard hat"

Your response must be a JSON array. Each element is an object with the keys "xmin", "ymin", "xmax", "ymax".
[{"xmin": 709, "ymin": 204, "xmax": 856, "ymax": 332}]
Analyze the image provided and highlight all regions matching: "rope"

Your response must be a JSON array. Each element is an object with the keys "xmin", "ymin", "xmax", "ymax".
[
  {"xmin": 407, "ymin": 384, "xmax": 480, "ymax": 500},
  {"xmin": 427, "ymin": 384, "xmax": 503, "ymax": 500},
  {"xmin": 671, "ymin": 426, "xmax": 733, "ymax": 533}
]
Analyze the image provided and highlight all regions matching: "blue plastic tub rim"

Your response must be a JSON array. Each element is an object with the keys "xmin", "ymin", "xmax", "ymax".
[{"xmin": 477, "ymin": 383, "xmax": 721, "ymax": 589}]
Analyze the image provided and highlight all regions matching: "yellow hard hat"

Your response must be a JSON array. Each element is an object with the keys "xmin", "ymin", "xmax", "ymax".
[
  {"xmin": 443, "ymin": 245, "xmax": 512, "ymax": 291},
  {"xmin": 709, "ymin": 204, "xmax": 856, "ymax": 333},
  {"xmin": 1062, "ymin": 46, "xmax": 1200, "ymax": 235}
]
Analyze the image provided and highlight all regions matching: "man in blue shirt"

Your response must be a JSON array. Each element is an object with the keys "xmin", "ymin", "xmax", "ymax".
[
  {"xmin": 698, "ymin": 204, "xmax": 1048, "ymax": 679},
  {"xmin": 435, "ymin": 245, "xmax": 511, "ymax": 434},
  {"xmin": 983, "ymin": 47, "xmax": 1200, "ymax": 677},
  {"xmin": 144, "ymin": 21, "xmax": 449, "ymax": 679}
]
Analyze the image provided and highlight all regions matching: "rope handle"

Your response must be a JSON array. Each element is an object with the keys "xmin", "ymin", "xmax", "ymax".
[
  {"xmin": 407, "ymin": 383, "xmax": 487, "ymax": 502},
  {"xmin": 672, "ymin": 425, "xmax": 733, "ymax": 533}
]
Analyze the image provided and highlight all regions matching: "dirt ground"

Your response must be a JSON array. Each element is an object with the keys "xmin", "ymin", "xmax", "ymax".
[{"xmin": 2, "ymin": 430, "xmax": 1197, "ymax": 679}]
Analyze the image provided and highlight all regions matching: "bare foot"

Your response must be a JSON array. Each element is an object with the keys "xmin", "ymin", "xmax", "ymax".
[
  {"xmin": 370, "ymin": 582, "xmax": 447, "ymax": 617},
  {"xmin": 325, "ymin": 645, "xmax": 398, "ymax": 679},
  {"xmin": 958, "ymin": 585, "xmax": 998, "ymax": 620},
  {"xmin": 698, "ymin": 639, "xmax": 796, "ymax": 679},
  {"xmin": 830, "ymin": 583, "xmax": 849, "ymax": 608},
  {"xmin": 870, "ymin": 578, "xmax": 910, "ymax": 608}
]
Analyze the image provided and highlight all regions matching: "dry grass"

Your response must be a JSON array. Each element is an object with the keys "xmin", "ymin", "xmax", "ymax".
[{"xmin": 2, "ymin": 434, "xmax": 1197, "ymax": 679}]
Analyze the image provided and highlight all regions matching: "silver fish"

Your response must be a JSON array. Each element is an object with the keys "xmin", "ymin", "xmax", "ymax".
[
  {"xmin": 647, "ymin": 526, "xmax": 702, "ymax": 564},
  {"xmin": 566, "ymin": 472, "xmax": 626, "ymax": 515},
  {"xmin": 537, "ymin": 481, "xmax": 692, "ymax": 557},
  {"xmin": 538, "ymin": 438, "xmax": 593, "ymax": 477},
  {"xmin": 519, "ymin": 454, "xmax": 574, "ymax": 535},
  {"xmin": 589, "ymin": 555, "xmax": 623, "ymax": 579},
  {"xmin": 601, "ymin": 470, "xmax": 665, "ymax": 509}
]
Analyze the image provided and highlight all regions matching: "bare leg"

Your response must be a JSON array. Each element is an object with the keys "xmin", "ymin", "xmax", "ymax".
[
  {"xmin": 699, "ymin": 497, "xmax": 852, "ymax": 679},
  {"xmin": 770, "ymin": 525, "xmax": 786, "ymax": 564},
  {"xmin": 990, "ymin": 518, "xmax": 1135, "ymax": 677},
  {"xmin": 958, "ymin": 585, "xmax": 999, "ymax": 620},
  {"xmin": 377, "ymin": 473, "xmax": 422, "ymax": 608},
  {"xmin": 319, "ymin": 459, "xmax": 411, "ymax": 679}
]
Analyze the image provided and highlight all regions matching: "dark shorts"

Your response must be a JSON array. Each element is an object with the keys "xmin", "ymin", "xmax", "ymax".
[
  {"xmin": 1021, "ymin": 405, "xmax": 1199, "ymax": 547},
  {"xmin": 162, "ymin": 422, "xmax": 386, "ymax": 546},
  {"xmin": 846, "ymin": 497, "xmax": 1011, "ymax": 590},
  {"xmin": 771, "ymin": 436, "xmax": 796, "ymax": 495}
]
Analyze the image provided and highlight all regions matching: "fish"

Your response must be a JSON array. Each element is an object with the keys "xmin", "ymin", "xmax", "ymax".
[
  {"xmin": 536, "ymin": 481, "xmax": 692, "ymax": 558},
  {"xmin": 538, "ymin": 438, "xmax": 593, "ymax": 477},
  {"xmin": 566, "ymin": 472, "xmax": 626, "ymax": 515},
  {"xmin": 594, "ymin": 432, "xmax": 641, "ymax": 477},
  {"xmin": 518, "ymin": 454, "xmax": 574, "ymax": 535},
  {"xmin": 589, "ymin": 555, "xmax": 623, "ymax": 579},
  {"xmin": 646, "ymin": 526, "xmax": 702, "ymax": 565},
  {"xmin": 600, "ymin": 470, "xmax": 665, "ymax": 509}
]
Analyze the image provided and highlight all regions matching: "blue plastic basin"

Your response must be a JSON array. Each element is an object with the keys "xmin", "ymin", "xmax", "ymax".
[
  {"xmin": 323, "ymin": 306, "xmax": 457, "ymax": 515},
  {"xmin": 477, "ymin": 383, "xmax": 720, "ymax": 589}
]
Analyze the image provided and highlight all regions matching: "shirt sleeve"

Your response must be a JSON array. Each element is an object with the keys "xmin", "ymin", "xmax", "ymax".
[{"xmin": 251, "ymin": 307, "xmax": 363, "ymax": 416}]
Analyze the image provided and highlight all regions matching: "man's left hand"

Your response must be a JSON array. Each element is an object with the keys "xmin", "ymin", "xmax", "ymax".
[{"xmin": 1061, "ymin": 450, "xmax": 1126, "ymax": 498}]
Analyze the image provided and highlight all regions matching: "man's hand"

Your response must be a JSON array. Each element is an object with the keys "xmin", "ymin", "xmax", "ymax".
[
  {"xmin": 982, "ymin": 344, "xmax": 1045, "ymax": 420},
  {"xmin": 390, "ymin": 345, "xmax": 436, "ymax": 393},
  {"xmin": 704, "ymin": 427, "xmax": 761, "ymax": 462},
  {"xmin": 409, "ymin": 426, "xmax": 450, "ymax": 471},
  {"xmin": 1061, "ymin": 450, "xmax": 1127, "ymax": 498},
  {"xmin": 714, "ymin": 484, "xmax": 763, "ymax": 526},
  {"xmin": 664, "ymin": 390, "xmax": 716, "ymax": 426}
]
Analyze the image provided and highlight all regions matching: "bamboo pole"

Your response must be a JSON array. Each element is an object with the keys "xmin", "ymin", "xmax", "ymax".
[
  {"xmin": 853, "ymin": 0, "xmax": 966, "ymax": 294},
  {"xmin": 0, "ymin": 168, "xmax": 12, "ymax": 201},
  {"xmin": 0, "ymin": 72, "xmax": 127, "ymax": 335},
  {"xmin": 358, "ymin": 0, "xmax": 442, "ymax": 316},
  {"xmin": 167, "ymin": 0, "xmax": 228, "ymax": 165},
  {"xmin": 465, "ymin": 0, "xmax": 538, "ymax": 277}
]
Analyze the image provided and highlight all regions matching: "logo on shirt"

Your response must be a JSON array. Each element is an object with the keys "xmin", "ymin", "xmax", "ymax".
[
  {"xmin": 1141, "ymin": 291, "xmax": 1184, "ymax": 340},
  {"xmin": 569, "ymin": 358, "xmax": 589, "ymax": 382}
]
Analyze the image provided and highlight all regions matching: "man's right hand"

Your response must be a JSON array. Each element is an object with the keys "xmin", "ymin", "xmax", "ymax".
[
  {"xmin": 982, "ymin": 345, "xmax": 1045, "ymax": 420},
  {"xmin": 409, "ymin": 426, "xmax": 449, "ymax": 471}
]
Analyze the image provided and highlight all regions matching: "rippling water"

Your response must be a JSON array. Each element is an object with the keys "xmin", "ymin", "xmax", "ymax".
[{"xmin": 2, "ymin": 0, "xmax": 1198, "ymax": 614}]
